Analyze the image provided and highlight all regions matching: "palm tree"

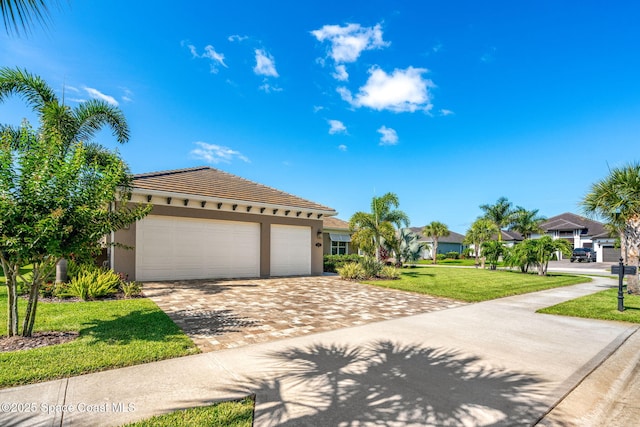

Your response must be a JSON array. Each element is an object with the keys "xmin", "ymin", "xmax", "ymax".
[
  {"xmin": 479, "ymin": 197, "xmax": 515, "ymax": 241},
  {"xmin": 582, "ymin": 163, "xmax": 640, "ymax": 293},
  {"xmin": 0, "ymin": 67, "xmax": 129, "ymax": 150},
  {"xmin": 510, "ymin": 207, "xmax": 546, "ymax": 239},
  {"xmin": 464, "ymin": 218, "xmax": 498, "ymax": 268},
  {"xmin": 349, "ymin": 193, "xmax": 409, "ymax": 261},
  {"xmin": 422, "ymin": 221, "xmax": 450, "ymax": 264},
  {"xmin": 1, "ymin": 0, "xmax": 53, "ymax": 35}
]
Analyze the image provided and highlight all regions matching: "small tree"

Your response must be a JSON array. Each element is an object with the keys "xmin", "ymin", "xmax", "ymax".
[
  {"xmin": 422, "ymin": 221, "xmax": 450, "ymax": 264},
  {"xmin": 464, "ymin": 218, "xmax": 498, "ymax": 268},
  {"xmin": 396, "ymin": 228, "xmax": 427, "ymax": 265},
  {"xmin": 532, "ymin": 236, "xmax": 571, "ymax": 276},
  {"xmin": 0, "ymin": 124, "xmax": 149, "ymax": 337},
  {"xmin": 505, "ymin": 239, "xmax": 538, "ymax": 273},
  {"xmin": 481, "ymin": 240, "xmax": 505, "ymax": 270},
  {"xmin": 349, "ymin": 193, "xmax": 409, "ymax": 261}
]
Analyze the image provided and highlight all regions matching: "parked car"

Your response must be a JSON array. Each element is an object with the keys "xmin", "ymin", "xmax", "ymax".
[{"xmin": 570, "ymin": 248, "xmax": 596, "ymax": 263}]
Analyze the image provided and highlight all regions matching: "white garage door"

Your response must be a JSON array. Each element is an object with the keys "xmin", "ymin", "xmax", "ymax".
[
  {"xmin": 136, "ymin": 215, "xmax": 260, "ymax": 281},
  {"xmin": 270, "ymin": 224, "xmax": 311, "ymax": 276}
]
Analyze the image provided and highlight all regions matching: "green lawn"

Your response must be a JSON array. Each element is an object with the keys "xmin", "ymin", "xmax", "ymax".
[
  {"xmin": 0, "ymin": 284, "xmax": 199, "ymax": 388},
  {"xmin": 123, "ymin": 397, "xmax": 254, "ymax": 427},
  {"xmin": 364, "ymin": 266, "xmax": 591, "ymax": 302},
  {"xmin": 538, "ymin": 288, "xmax": 640, "ymax": 323},
  {"xmin": 414, "ymin": 258, "xmax": 478, "ymax": 266}
]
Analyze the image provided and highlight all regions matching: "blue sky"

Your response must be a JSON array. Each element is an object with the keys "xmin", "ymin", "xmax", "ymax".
[{"xmin": 1, "ymin": 1, "xmax": 640, "ymax": 232}]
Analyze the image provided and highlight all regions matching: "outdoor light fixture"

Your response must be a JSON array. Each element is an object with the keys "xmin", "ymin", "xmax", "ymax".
[
  {"xmin": 166, "ymin": 197, "xmax": 172, "ymax": 204},
  {"xmin": 147, "ymin": 195, "xmax": 152, "ymax": 202},
  {"xmin": 317, "ymin": 230, "xmax": 323, "ymax": 238},
  {"xmin": 183, "ymin": 199, "xmax": 189, "ymax": 206},
  {"xmin": 247, "ymin": 206, "xmax": 252, "ymax": 212},
  {"xmin": 217, "ymin": 203, "xmax": 222, "ymax": 209},
  {"xmin": 273, "ymin": 209, "xmax": 278, "ymax": 214},
  {"xmin": 201, "ymin": 201, "xmax": 206, "ymax": 208},
  {"xmin": 232, "ymin": 204, "xmax": 238, "ymax": 211}
]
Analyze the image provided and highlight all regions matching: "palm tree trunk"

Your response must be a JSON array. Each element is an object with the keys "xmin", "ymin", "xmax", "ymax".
[
  {"xmin": 623, "ymin": 216, "xmax": 640, "ymax": 294},
  {"xmin": 432, "ymin": 240, "xmax": 438, "ymax": 264}
]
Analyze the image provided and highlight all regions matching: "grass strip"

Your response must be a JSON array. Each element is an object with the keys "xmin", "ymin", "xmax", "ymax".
[
  {"xmin": 122, "ymin": 397, "xmax": 254, "ymax": 427},
  {"xmin": 364, "ymin": 266, "xmax": 591, "ymax": 302},
  {"xmin": 538, "ymin": 288, "xmax": 640, "ymax": 323}
]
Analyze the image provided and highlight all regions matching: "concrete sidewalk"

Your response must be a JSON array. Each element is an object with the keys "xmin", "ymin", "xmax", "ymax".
[{"xmin": 1, "ymin": 277, "xmax": 638, "ymax": 426}]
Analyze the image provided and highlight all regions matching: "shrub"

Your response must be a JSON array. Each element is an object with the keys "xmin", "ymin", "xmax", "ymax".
[
  {"xmin": 445, "ymin": 251, "xmax": 460, "ymax": 259},
  {"xmin": 120, "ymin": 281, "xmax": 143, "ymax": 298},
  {"xmin": 436, "ymin": 254, "xmax": 446, "ymax": 261},
  {"xmin": 379, "ymin": 266, "xmax": 400, "ymax": 279},
  {"xmin": 337, "ymin": 262, "xmax": 366, "ymax": 280},
  {"xmin": 62, "ymin": 269, "xmax": 121, "ymax": 300},
  {"xmin": 324, "ymin": 254, "xmax": 361, "ymax": 273},
  {"xmin": 66, "ymin": 259, "xmax": 100, "ymax": 281},
  {"xmin": 360, "ymin": 256, "xmax": 383, "ymax": 278}
]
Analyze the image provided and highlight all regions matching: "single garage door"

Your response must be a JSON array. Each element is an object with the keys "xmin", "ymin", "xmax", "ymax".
[
  {"xmin": 270, "ymin": 224, "xmax": 311, "ymax": 276},
  {"xmin": 136, "ymin": 215, "xmax": 260, "ymax": 281}
]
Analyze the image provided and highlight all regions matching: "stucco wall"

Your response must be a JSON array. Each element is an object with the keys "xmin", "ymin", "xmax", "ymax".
[{"xmin": 113, "ymin": 203, "xmax": 324, "ymax": 281}]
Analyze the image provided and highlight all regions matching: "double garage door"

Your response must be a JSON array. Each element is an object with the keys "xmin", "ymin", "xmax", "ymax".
[{"xmin": 135, "ymin": 215, "xmax": 310, "ymax": 281}]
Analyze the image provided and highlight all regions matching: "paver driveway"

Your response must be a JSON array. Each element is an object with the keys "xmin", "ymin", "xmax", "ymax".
[{"xmin": 143, "ymin": 275, "xmax": 466, "ymax": 352}]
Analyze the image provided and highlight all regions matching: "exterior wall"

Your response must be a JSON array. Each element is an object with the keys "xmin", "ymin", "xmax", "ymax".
[{"xmin": 113, "ymin": 203, "xmax": 324, "ymax": 280}]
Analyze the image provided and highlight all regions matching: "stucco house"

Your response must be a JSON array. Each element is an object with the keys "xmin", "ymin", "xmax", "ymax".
[
  {"xmin": 409, "ymin": 227, "xmax": 467, "ymax": 259},
  {"xmin": 109, "ymin": 167, "xmax": 337, "ymax": 281},
  {"xmin": 534, "ymin": 212, "xmax": 620, "ymax": 262},
  {"xmin": 322, "ymin": 217, "xmax": 352, "ymax": 255}
]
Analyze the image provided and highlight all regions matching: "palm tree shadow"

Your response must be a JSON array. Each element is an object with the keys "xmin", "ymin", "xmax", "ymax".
[{"xmin": 224, "ymin": 340, "xmax": 547, "ymax": 426}]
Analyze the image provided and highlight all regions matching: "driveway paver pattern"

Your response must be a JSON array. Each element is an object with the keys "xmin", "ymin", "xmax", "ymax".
[{"xmin": 143, "ymin": 275, "xmax": 466, "ymax": 352}]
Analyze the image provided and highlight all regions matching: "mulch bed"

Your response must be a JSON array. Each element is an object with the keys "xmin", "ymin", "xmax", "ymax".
[{"xmin": 0, "ymin": 331, "xmax": 79, "ymax": 353}]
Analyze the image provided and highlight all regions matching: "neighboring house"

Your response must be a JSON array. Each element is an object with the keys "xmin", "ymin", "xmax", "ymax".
[
  {"xmin": 322, "ymin": 217, "xmax": 352, "ymax": 255},
  {"xmin": 500, "ymin": 230, "xmax": 524, "ymax": 247},
  {"xmin": 409, "ymin": 227, "xmax": 467, "ymax": 259},
  {"xmin": 534, "ymin": 212, "xmax": 620, "ymax": 262},
  {"xmin": 110, "ymin": 167, "xmax": 337, "ymax": 281}
]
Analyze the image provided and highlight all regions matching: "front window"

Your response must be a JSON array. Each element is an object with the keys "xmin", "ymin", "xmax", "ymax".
[{"xmin": 332, "ymin": 241, "xmax": 347, "ymax": 255}]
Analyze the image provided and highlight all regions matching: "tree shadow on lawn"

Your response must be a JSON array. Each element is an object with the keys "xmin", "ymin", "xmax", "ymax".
[
  {"xmin": 79, "ymin": 309, "xmax": 201, "ymax": 345},
  {"xmin": 225, "ymin": 340, "xmax": 547, "ymax": 426},
  {"xmin": 399, "ymin": 271, "xmax": 435, "ymax": 279}
]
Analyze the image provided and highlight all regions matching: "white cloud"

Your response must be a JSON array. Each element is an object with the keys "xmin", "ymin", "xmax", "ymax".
[
  {"xmin": 338, "ymin": 144, "xmax": 347, "ymax": 151},
  {"xmin": 228, "ymin": 34, "xmax": 248, "ymax": 42},
  {"xmin": 328, "ymin": 119, "xmax": 347, "ymax": 135},
  {"xmin": 338, "ymin": 66, "xmax": 434, "ymax": 113},
  {"xmin": 377, "ymin": 126, "xmax": 398, "ymax": 146},
  {"xmin": 311, "ymin": 23, "xmax": 389, "ymax": 64},
  {"xmin": 313, "ymin": 105, "xmax": 324, "ymax": 113},
  {"xmin": 258, "ymin": 80, "xmax": 283, "ymax": 93},
  {"xmin": 120, "ymin": 87, "xmax": 133, "ymax": 103},
  {"xmin": 190, "ymin": 142, "xmax": 250, "ymax": 164},
  {"xmin": 183, "ymin": 42, "xmax": 228, "ymax": 73},
  {"xmin": 203, "ymin": 45, "xmax": 227, "ymax": 72},
  {"xmin": 332, "ymin": 64, "xmax": 349, "ymax": 81},
  {"xmin": 253, "ymin": 49, "xmax": 279, "ymax": 77},
  {"xmin": 83, "ymin": 87, "xmax": 119, "ymax": 106},
  {"xmin": 439, "ymin": 109, "xmax": 454, "ymax": 116}
]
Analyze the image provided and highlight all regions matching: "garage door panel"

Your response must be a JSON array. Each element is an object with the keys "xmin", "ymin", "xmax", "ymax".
[
  {"xmin": 270, "ymin": 224, "xmax": 311, "ymax": 276},
  {"xmin": 136, "ymin": 215, "xmax": 260, "ymax": 281}
]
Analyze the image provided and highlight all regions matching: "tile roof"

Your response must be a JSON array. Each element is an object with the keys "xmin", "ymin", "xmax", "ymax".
[
  {"xmin": 540, "ymin": 212, "xmax": 607, "ymax": 236},
  {"xmin": 323, "ymin": 217, "xmax": 350, "ymax": 230},
  {"xmin": 133, "ymin": 166, "xmax": 336, "ymax": 212}
]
